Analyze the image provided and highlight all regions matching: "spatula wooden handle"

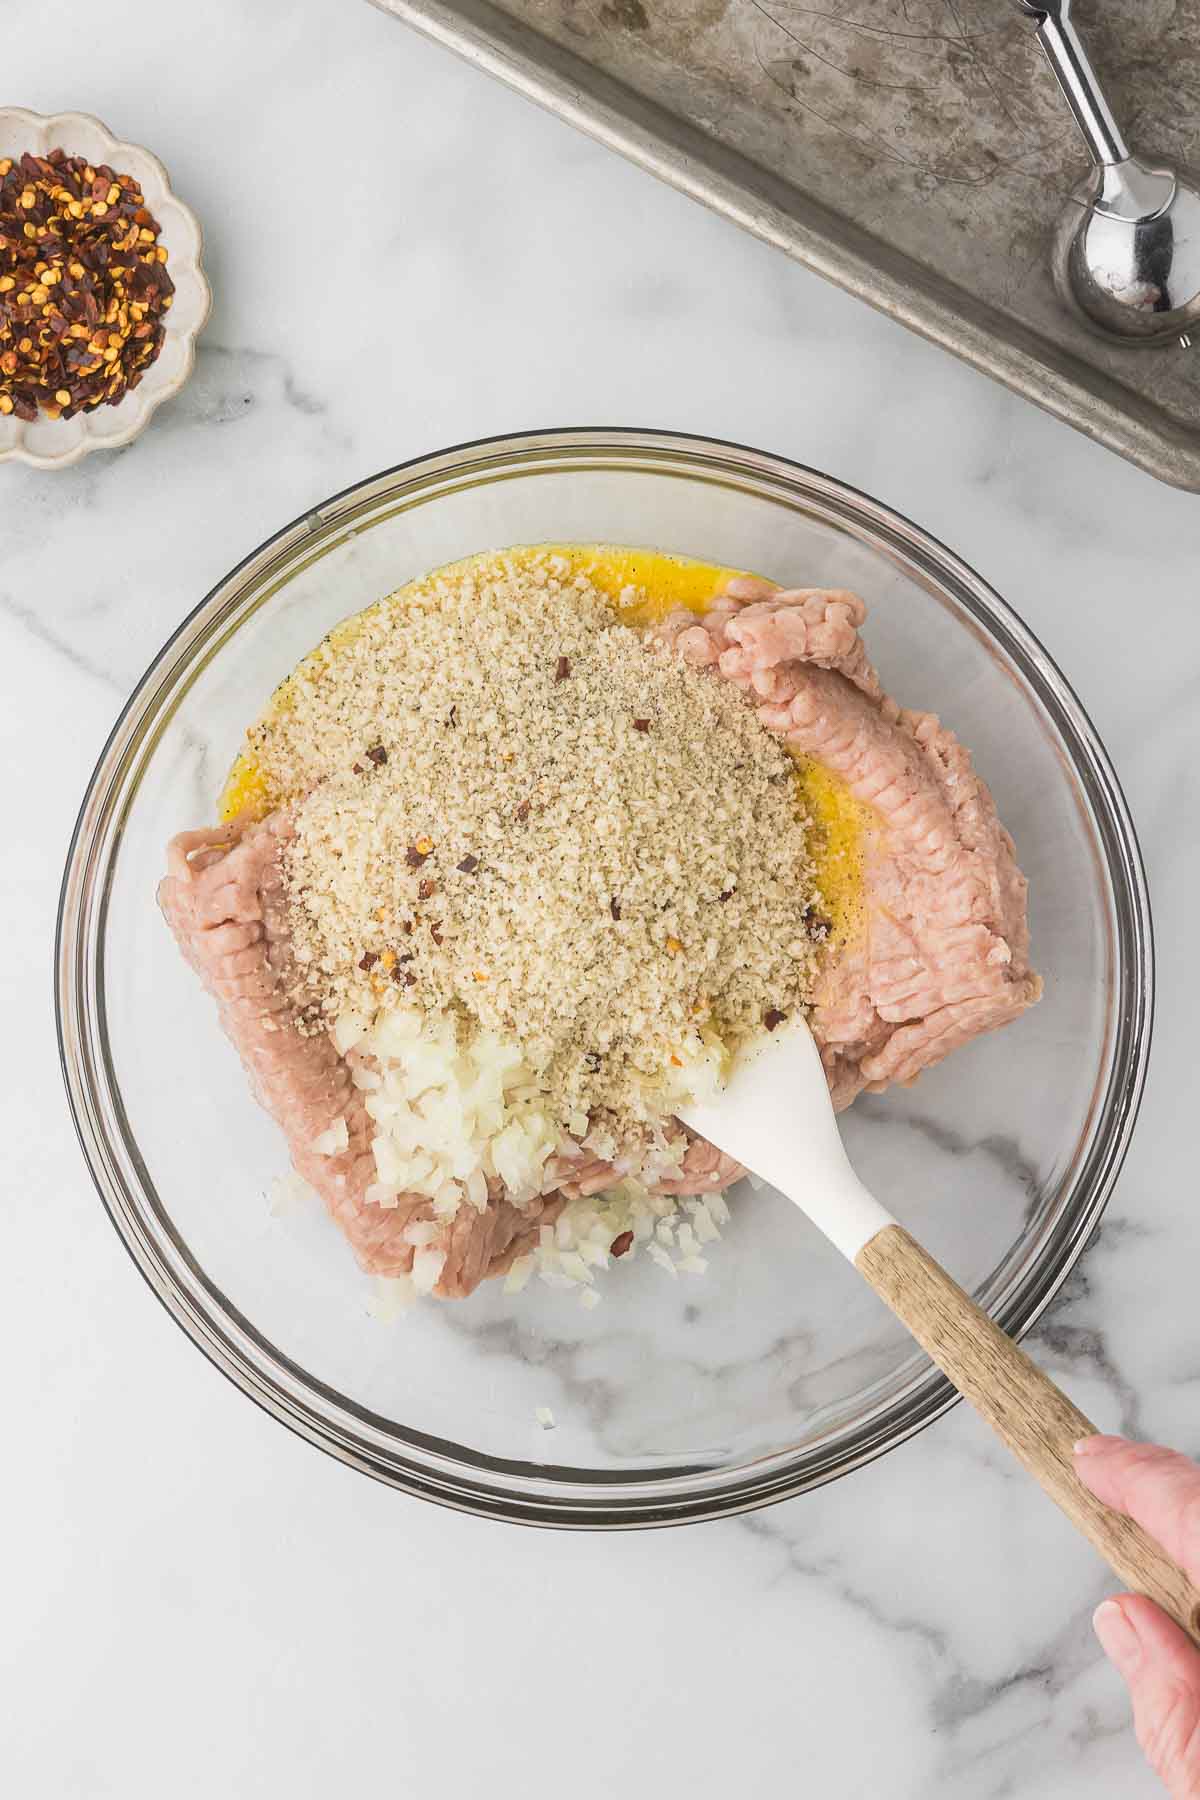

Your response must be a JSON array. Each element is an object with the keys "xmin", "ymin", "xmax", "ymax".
[{"xmin": 856, "ymin": 1224, "xmax": 1200, "ymax": 1648}]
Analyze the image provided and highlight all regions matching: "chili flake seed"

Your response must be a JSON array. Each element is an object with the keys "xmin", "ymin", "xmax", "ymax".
[
  {"xmin": 666, "ymin": 936, "xmax": 684, "ymax": 956},
  {"xmin": 0, "ymin": 149, "xmax": 173, "ymax": 421},
  {"xmin": 414, "ymin": 835, "xmax": 434, "ymax": 856}
]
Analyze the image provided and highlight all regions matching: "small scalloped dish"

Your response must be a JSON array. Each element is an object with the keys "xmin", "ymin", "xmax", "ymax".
[{"xmin": 0, "ymin": 108, "xmax": 210, "ymax": 469}]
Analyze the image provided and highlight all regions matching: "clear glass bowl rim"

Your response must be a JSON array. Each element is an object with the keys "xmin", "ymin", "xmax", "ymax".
[{"xmin": 56, "ymin": 427, "xmax": 1155, "ymax": 1529}]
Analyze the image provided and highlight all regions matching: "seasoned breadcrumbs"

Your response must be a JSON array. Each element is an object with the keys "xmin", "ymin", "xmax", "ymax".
[{"xmin": 255, "ymin": 552, "xmax": 821, "ymax": 1135}]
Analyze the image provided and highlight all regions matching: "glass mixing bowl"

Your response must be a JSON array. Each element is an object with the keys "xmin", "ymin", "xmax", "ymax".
[{"xmin": 57, "ymin": 429, "xmax": 1152, "ymax": 1527}]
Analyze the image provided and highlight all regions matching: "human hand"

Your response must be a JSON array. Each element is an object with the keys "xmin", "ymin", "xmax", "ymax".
[{"xmin": 1075, "ymin": 1436, "xmax": 1200, "ymax": 1798}]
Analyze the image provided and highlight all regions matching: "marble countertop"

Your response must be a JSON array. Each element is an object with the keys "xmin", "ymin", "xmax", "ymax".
[{"xmin": 4, "ymin": 3, "xmax": 1199, "ymax": 1795}]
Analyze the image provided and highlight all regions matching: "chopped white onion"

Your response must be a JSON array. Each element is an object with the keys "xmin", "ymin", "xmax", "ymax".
[
  {"xmin": 503, "ymin": 1255, "xmax": 534, "ymax": 1294},
  {"xmin": 311, "ymin": 1115, "xmax": 349, "ymax": 1156},
  {"xmin": 411, "ymin": 1248, "xmax": 447, "ymax": 1295},
  {"xmin": 403, "ymin": 1220, "xmax": 440, "ymax": 1248}
]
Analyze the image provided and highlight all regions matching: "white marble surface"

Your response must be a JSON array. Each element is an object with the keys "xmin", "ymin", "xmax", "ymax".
[{"xmin": 3, "ymin": 3, "xmax": 1199, "ymax": 1796}]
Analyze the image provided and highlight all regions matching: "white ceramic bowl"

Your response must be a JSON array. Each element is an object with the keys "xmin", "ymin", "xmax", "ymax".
[{"xmin": 0, "ymin": 108, "xmax": 210, "ymax": 469}]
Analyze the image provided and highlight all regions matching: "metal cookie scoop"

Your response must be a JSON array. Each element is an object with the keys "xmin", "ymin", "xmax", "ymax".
[{"xmin": 1019, "ymin": 0, "xmax": 1200, "ymax": 345}]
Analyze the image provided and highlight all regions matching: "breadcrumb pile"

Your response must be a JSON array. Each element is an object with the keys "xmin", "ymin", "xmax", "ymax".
[{"xmin": 262, "ymin": 552, "xmax": 821, "ymax": 1137}]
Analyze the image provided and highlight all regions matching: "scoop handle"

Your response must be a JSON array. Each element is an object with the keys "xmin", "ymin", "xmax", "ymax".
[
  {"xmin": 1016, "ymin": 0, "xmax": 1130, "ymax": 167},
  {"xmin": 856, "ymin": 1224, "xmax": 1200, "ymax": 1649}
]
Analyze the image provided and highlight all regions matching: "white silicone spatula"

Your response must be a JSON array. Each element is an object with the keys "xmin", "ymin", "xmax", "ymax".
[{"xmin": 679, "ymin": 1020, "xmax": 1200, "ymax": 1648}]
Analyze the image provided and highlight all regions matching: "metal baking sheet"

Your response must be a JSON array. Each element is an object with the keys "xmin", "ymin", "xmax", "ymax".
[{"xmin": 373, "ymin": 0, "xmax": 1200, "ymax": 490}]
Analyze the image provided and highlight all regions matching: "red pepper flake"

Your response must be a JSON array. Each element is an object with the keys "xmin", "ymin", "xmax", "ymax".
[
  {"xmin": 610, "ymin": 1230, "xmax": 634, "ymax": 1259},
  {"xmin": 456, "ymin": 854, "xmax": 479, "ymax": 873},
  {"xmin": 393, "ymin": 966, "xmax": 417, "ymax": 987},
  {"xmin": 358, "ymin": 951, "xmax": 379, "ymax": 971},
  {"xmin": 405, "ymin": 841, "xmax": 432, "ymax": 867},
  {"xmin": 417, "ymin": 878, "xmax": 436, "ymax": 901},
  {"xmin": 717, "ymin": 889, "xmax": 734, "ymax": 903},
  {"xmin": 609, "ymin": 897, "xmax": 621, "ymax": 920},
  {"xmin": 447, "ymin": 704, "xmax": 457, "ymax": 727},
  {"xmin": 803, "ymin": 906, "xmax": 832, "ymax": 940},
  {"xmin": 0, "ymin": 149, "xmax": 174, "ymax": 420},
  {"xmin": 352, "ymin": 762, "xmax": 365, "ymax": 775},
  {"xmin": 632, "ymin": 718, "xmax": 651, "ymax": 733},
  {"xmin": 555, "ymin": 656, "xmax": 570, "ymax": 681},
  {"xmin": 516, "ymin": 800, "xmax": 531, "ymax": 823},
  {"xmin": 764, "ymin": 1009, "xmax": 787, "ymax": 1032},
  {"xmin": 430, "ymin": 922, "xmax": 444, "ymax": 946},
  {"xmin": 366, "ymin": 744, "xmax": 388, "ymax": 766}
]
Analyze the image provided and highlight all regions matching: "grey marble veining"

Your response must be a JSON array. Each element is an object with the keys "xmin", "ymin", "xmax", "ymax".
[{"xmin": 1, "ymin": 2, "xmax": 1198, "ymax": 1797}]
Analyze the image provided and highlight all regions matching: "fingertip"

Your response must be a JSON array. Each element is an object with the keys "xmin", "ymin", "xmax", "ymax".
[
  {"xmin": 1074, "ymin": 1433, "xmax": 1126, "ymax": 1457},
  {"xmin": 1093, "ymin": 1597, "xmax": 1142, "ymax": 1673}
]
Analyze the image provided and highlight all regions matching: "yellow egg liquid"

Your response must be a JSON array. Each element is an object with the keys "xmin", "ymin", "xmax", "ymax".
[{"xmin": 219, "ymin": 543, "xmax": 871, "ymax": 946}]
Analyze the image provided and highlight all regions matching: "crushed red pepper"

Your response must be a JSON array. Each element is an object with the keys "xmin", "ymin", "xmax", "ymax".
[{"xmin": 0, "ymin": 149, "xmax": 174, "ymax": 421}]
